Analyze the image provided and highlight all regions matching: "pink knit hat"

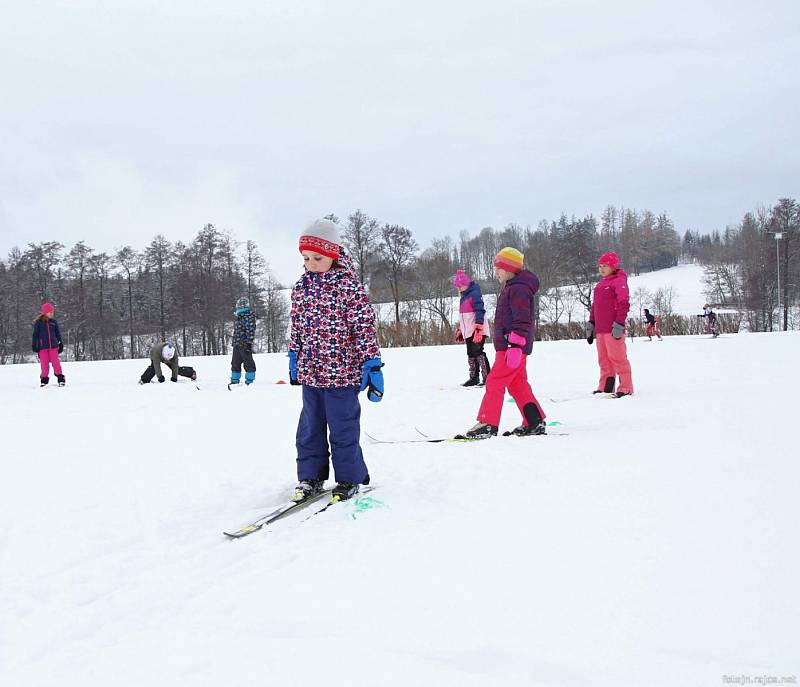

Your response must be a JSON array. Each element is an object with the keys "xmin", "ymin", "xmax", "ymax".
[
  {"xmin": 41, "ymin": 303, "xmax": 55, "ymax": 316},
  {"xmin": 452, "ymin": 269, "xmax": 470, "ymax": 289},
  {"xmin": 598, "ymin": 251, "xmax": 620, "ymax": 270}
]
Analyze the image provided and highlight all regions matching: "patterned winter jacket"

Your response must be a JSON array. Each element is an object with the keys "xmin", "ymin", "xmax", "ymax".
[
  {"xmin": 289, "ymin": 252, "xmax": 380, "ymax": 388},
  {"xmin": 232, "ymin": 311, "xmax": 257, "ymax": 348},
  {"xmin": 590, "ymin": 269, "xmax": 630, "ymax": 334},
  {"xmin": 458, "ymin": 282, "xmax": 486, "ymax": 339},
  {"xmin": 32, "ymin": 318, "xmax": 62, "ymax": 352},
  {"xmin": 493, "ymin": 270, "xmax": 539, "ymax": 355}
]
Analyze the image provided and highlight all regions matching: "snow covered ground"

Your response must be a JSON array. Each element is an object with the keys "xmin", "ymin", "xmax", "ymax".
[{"xmin": 1, "ymin": 331, "xmax": 798, "ymax": 686}]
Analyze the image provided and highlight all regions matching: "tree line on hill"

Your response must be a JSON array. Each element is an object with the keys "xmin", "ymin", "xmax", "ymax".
[{"xmin": 0, "ymin": 197, "xmax": 795, "ymax": 363}]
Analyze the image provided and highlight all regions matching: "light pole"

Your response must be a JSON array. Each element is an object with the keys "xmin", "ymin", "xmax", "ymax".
[{"xmin": 774, "ymin": 232, "xmax": 783, "ymax": 330}]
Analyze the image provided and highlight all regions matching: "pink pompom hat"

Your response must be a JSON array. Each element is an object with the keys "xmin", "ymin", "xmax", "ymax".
[{"xmin": 452, "ymin": 269, "xmax": 470, "ymax": 289}]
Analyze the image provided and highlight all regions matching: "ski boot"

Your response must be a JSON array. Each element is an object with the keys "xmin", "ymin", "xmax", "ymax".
[
  {"xmin": 57, "ymin": 374, "xmax": 65, "ymax": 387},
  {"xmin": 613, "ymin": 391, "xmax": 632, "ymax": 398},
  {"xmin": 331, "ymin": 482, "xmax": 360, "ymax": 503},
  {"xmin": 461, "ymin": 377, "xmax": 479, "ymax": 387},
  {"xmin": 292, "ymin": 479, "xmax": 325, "ymax": 502},
  {"xmin": 40, "ymin": 377, "xmax": 49, "ymax": 387},
  {"xmin": 504, "ymin": 421, "xmax": 547, "ymax": 437},
  {"xmin": 460, "ymin": 422, "xmax": 498, "ymax": 439},
  {"xmin": 244, "ymin": 371, "xmax": 255, "ymax": 385}
]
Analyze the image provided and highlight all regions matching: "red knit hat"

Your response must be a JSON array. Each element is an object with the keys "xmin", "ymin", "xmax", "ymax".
[
  {"xmin": 298, "ymin": 219, "xmax": 341, "ymax": 259},
  {"xmin": 598, "ymin": 251, "xmax": 620, "ymax": 270},
  {"xmin": 41, "ymin": 302, "xmax": 55, "ymax": 316}
]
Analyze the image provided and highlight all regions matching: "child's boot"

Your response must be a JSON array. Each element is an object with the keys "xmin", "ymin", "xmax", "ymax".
[
  {"xmin": 462, "ymin": 358, "xmax": 479, "ymax": 386},
  {"xmin": 477, "ymin": 353, "xmax": 491, "ymax": 386},
  {"xmin": 57, "ymin": 374, "xmax": 65, "ymax": 387},
  {"xmin": 230, "ymin": 371, "xmax": 241, "ymax": 385},
  {"xmin": 244, "ymin": 371, "xmax": 256, "ymax": 385},
  {"xmin": 40, "ymin": 376, "xmax": 49, "ymax": 387}
]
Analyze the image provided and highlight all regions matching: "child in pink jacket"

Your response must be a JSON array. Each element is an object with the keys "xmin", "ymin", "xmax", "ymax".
[{"xmin": 585, "ymin": 252, "xmax": 634, "ymax": 397}]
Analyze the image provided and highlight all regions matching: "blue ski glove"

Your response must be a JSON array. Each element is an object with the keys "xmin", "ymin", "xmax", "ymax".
[
  {"xmin": 288, "ymin": 351, "xmax": 300, "ymax": 386},
  {"xmin": 359, "ymin": 358, "xmax": 384, "ymax": 402},
  {"xmin": 612, "ymin": 321, "xmax": 625, "ymax": 340}
]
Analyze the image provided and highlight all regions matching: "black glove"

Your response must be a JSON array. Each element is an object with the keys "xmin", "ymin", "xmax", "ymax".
[
  {"xmin": 158, "ymin": 375, "xmax": 165, "ymax": 383},
  {"xmin": 586, "ymin": 321, "xmax": 595, "ymax": 345},
  {"xmin": 58, "ymin": 341, "xmax": 64, "ymax": 354},
  {"xmin": 32, "ymin": 346, "xmax": 38, "ymax": 353},
  {"xmin": 171, "ymin": 376, "xmax": 178, "ymax": 382}
]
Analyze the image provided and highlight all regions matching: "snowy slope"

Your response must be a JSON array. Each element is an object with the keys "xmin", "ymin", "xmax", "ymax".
[
  {"xmin": 1, "ymin": 332, "xmax": 798, "ymax": 686},
  {"xmin": 372, "ymin": 263, "xmax": 710, "ymax": 326}
]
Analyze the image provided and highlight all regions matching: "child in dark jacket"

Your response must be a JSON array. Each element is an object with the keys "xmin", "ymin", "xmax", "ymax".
[
  {"xmin": 288, "ymin": 219, "xmax": 383, "ymax": 504},
  {"xmin": 461, "ymin": 248, "xmax": 547, "ymax": 438},
  {"xmin": 32, "ymin": 302, "xmax": 65, "ymax": 387},
  {"xmin": 453, "ymin": 269, "xmax": 491, "ymax": 386},
  {"xmin": 230, "ymin": 296, "xmax": 257, "ymax": 386}
]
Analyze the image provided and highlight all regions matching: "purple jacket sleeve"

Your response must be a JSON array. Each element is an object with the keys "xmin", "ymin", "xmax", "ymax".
[
  {"xmin": 473, "ymin": 287, "xmax": 486, "ymax": 326},
  {"xmin": 509, "ymin": 281, "xmax": 536, "ymax": 340},
  {"xmin": 289, "ymin": 284, "xmax": 303, "ymax": 354}
]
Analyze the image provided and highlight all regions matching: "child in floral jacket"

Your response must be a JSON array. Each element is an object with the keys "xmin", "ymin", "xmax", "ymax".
[{"xmin": 288, "ymin": 219, "xmax": 383, "ymax": 504}]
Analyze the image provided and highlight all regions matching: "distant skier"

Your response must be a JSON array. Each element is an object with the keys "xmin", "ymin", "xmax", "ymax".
[
  {"xmin": 138, "ymin": 342, "xmax": 197, "ymax": 384},
  {"xmin": 460, "ymin": 247, "xmax": 547, "ymax": 438},
  {"xmin": 453, "ymin": 269, "xmax": 491, "ymax": 386},
  {"xmin": 643, "ymin": 308, "xmax": 662, "ymax": 341},
  {"xmin": 288, "ymin": 219, "xmax": 382, "ymax": 504},
  {"xmin": 229, "ymin": 296, "xmax": 257, "ymax": 386},
  {"xmin": 697, "ymin": 304, "xmax": 719, "ymax": 337},
  {"xmin": 32, "ymin": 302, "xmax": 65, "ymax": 387},
  {"xmin": 586, "ymin": 251, "xmax": 634, "ymax": 397}
]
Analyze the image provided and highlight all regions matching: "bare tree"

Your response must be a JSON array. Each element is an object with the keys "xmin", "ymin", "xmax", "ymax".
[{"xmin": 378, "ymin": 224, "xmax": 418, "ymax": 324}]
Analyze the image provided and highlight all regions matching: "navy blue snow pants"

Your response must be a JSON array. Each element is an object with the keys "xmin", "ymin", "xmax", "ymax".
[{"xmin": 296, "ymin": 385, "xmax": 369, "ymax": 485}]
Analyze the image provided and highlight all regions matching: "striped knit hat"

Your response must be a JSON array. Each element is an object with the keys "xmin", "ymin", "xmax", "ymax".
[
  {"xmin": 299, "ymin": 219, "xmax": 341, "ymax": 260},
  {"xmin": 494, "ymin": 247, "xmax": 524, "ymax": 273}
]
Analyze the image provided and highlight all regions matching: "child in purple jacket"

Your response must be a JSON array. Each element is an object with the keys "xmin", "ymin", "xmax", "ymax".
[
  {"xmin": 453, "ymin": 269, "xmax": 491, "ymax": 386},
  {"xmin": 32, "ymin": 303, "xmax": 65, "ymax": 387},
  {"xmin": 460, "ymin": 248, "xmax": 547, "ymax": 439}
]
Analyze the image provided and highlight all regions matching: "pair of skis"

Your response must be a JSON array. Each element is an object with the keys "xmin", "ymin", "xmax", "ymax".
[
  {"xmin": 223, "ymin": 486, "xmax": 374, "ymax": 539},
  {"xmin": 363, "ymin": 424, "xmax": 567, "ymax": 445}
]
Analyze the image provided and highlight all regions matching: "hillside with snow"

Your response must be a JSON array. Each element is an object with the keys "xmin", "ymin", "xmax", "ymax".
[
  {"xmin": 372, "ymin": 263, "xmax": 711, "ymax": 327},
  {"xmin": 1, "ymin": 329, "xmax": 797, "ymax": 686}
]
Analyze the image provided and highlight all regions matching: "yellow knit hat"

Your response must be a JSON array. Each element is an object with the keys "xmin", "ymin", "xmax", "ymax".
[{"xmin": 494, "ymin": 247, "xmax": 524, "ymax": 273}]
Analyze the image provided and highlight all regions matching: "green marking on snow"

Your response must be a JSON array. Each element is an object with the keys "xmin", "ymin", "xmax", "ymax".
[
  {"xmin": 546, "ymin": 421, "xmax": 562, "ymax": 426},
  {"xmin": 350, "ymin": 496, "xmax": 386, "ymax": 520}
]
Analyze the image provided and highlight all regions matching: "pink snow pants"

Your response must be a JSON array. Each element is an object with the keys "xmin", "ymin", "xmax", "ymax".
[
  {"xmin": 38, "ymin": 349, "xmax": 63, "ymax": 378},
  {"xmin": 595, "ymin": 333, "xmax": 633, "ymax": 394},
  {"xmin": 477, "ymin": 350, "xmax": 546, "ymax": 427}
]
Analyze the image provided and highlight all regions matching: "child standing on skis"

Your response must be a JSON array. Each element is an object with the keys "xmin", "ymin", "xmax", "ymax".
[
  {"xmin": 32, "ymin": 303, "xmax": 65, "ymax": 387},
  {"xmin": 643, "ymin": 308, "xmax": 662, "ymax": 340},
  {"xmin": 586, "ymin": 251, "xmax": 634, "ymax": 397},
  {"xmin": 697, "ymin": 304, "xmax": 719, "ymax": 337},
  {"xmin": 453, "ymin": 269, "xmax": 491, "ymax": 386},
  {"xmin": 230, "ymin": 296, "xmax": 257, "ymax": 386},
  {"xmin": 288, "ymin": 219, "xmax": 383, "ymax": 503},
  {"xmin": 461, "ymin": 247, "xmax": 547, "ymax": 438}
]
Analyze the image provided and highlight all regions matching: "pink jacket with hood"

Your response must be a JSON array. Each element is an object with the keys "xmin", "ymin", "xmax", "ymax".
[{"xmin": 590, "ymin": 269, "xmax": 630, "ymax": 333}]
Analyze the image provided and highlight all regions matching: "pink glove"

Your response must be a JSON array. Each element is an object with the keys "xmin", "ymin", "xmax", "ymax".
[
  {"xmin": 455, "ymin": 326, "xmax": 464, "ymax": 344},
  {"xmin": 472, "ymin": 324, "xmax": 484, "ymax": 344},
  {"xmin": 506, "ymin": 347, "xmax": 523, "ymax": 368},
  {"xmin": 506, "ymin": 332, "xmax": 526, "ymax": 369}
]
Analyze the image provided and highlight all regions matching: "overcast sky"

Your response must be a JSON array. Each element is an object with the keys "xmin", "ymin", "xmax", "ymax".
[{"xmin": 1, "ymin": 0, "xmax": 798, "ymax": 284}]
